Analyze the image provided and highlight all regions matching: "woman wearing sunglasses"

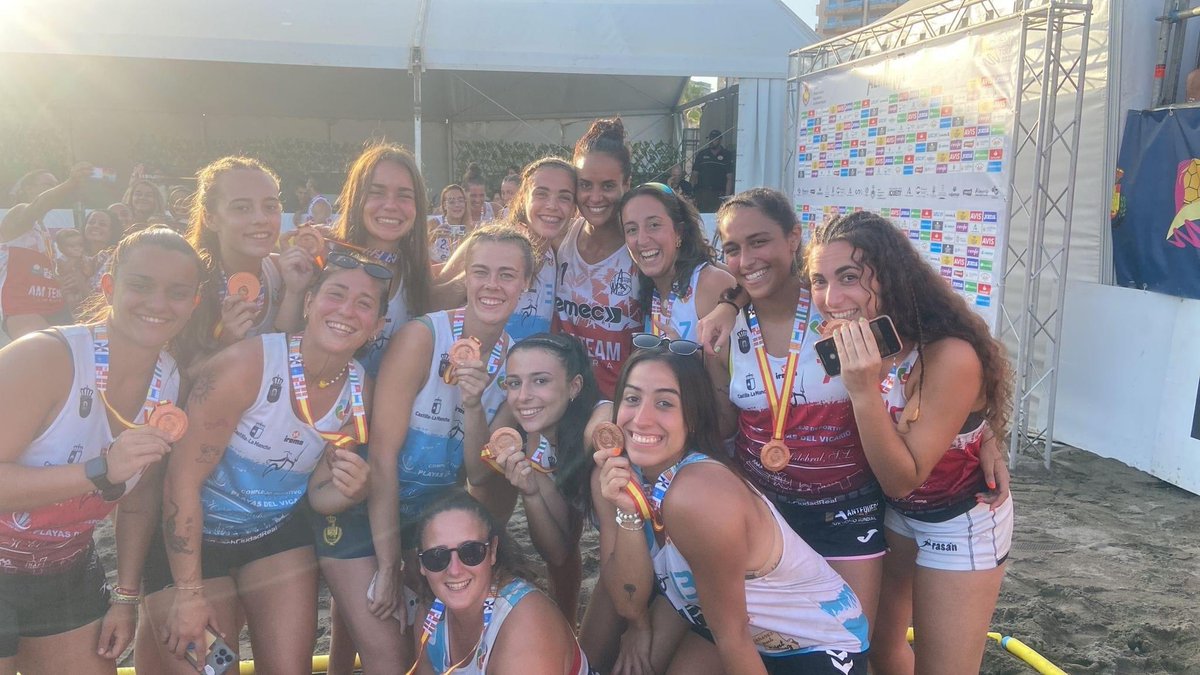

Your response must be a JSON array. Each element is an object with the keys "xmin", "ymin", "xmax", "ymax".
[
  {"xmin": 594, "ymin": 346, "xmax": 868, "ymax": 674},
  {"xmin": 620, "ymin": 182, "xmax": 733, "ymax": 342},
  {"xmin": 367, "ymin": 223, "xmax": 532, "ymax": 661},
  {"xmin": 410, "ymin": 489, "xmax": 589, "ymax": 674},
  {"xmin": 142, "ymin": 255, "xmax": 387, "ymax": 674},
  {"xmin": 463, "ymin": 332, "xmax": 605, "ymax": 623},
  {"xmin": 427, "ymin": 184, "xmax": 471, "ymax": 265}
]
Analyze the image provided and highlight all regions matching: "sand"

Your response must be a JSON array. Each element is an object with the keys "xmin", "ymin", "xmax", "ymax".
[{"xmin": 99, "ymin": 446, "xmax": 1200, "ymax": 674}]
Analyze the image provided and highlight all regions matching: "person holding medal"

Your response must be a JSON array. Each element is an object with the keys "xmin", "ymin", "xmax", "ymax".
[
  {"xmin": 408, "ymin": 489, "xmax": 590, "ymax": 675},
  {"xmin": 464, "ymin": 332, "xmax": 607, "ymax": 625},
  {"xmin": 367, "ymin": 223, "xmax": 532, "ymax": 663},
  {"xmin": 805, "ymin": 212, "xmax": 1013, "ymax": 675},
  {"xmin": 619, "ymin": 181, "xmax": 733, "ymax": 341},
  {"xmin": 427, "ymin": 184, "xmax": 472, "ymax": 265},
  {"xmin": 144, "ymin": 255, "xmax": 385, "ymax": 674},
  {"xmin": 593, "ymin": 345, "xmax": 869, "ymax": 674},
  {"xmin": 0, "ymin": 227, "xmax": 202, "ymax": 675},
  {"xmin": 183, "ymin": 156, "xmax": 315, "ymax": 361},
  {"xmin": 707, "ymin": 188, "xmax": 886, "ymax": 634}
]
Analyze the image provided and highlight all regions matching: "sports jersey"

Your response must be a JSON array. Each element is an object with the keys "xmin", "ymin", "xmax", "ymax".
[
  {"xmin": 397, "ymin": 310, "xmax": 510, "ymax": 522},
  {"xmin": 424, "ymin": 577, "xmax": 589, "ymax": 674},
  {"xmin": 200, "ymin": 333, "xmax": 363, "ymax": 544},
  {"xmin": 507, "ymin": 248, "xmax": 556, "ymax": 342},
  {"xmin": 0, "ymin": 325, "xmax": 179, "ymax": 574},
  {"xmin": 0, "ymin": 221, "xmax": 65, "ymax": 321},
  {"xmin": 217, "ymin": 258, "xmax": 284, "ymax": 339},
  {"xmin": 428, "ymin": 217, "xmax": 468, "ymax": 264},
  {"xmin": 359, "ymin": 282, "xmax": 410, "ymax": 378},
  {"xmin": 643, "ymin": 263, "xmax": 706, "ymax": 341},
  {"xmin": 880, "ymin": 350, "xmax": 988, "ymax": 519},
  {"xmin": 727, "ymin": 296, "xmax": 876, "ymax": 505},
  {"xmin": 645, "ymin": 455, "xmax": 869, "ymax": 657},
  {"xmin": 555, "ymin": 219, "xmax": 641, "ymax": 398}
]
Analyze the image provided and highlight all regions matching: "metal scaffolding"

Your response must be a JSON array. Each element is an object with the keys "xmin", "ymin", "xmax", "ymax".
[{"xmin": 787, "ymin": 0, "xmax": 1094, "ymax": 470}]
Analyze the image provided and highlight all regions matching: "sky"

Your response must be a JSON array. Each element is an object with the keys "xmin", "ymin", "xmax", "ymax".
[{"xmin": 780, "ymin": 0, "xmax": 819, "ymax": 29}]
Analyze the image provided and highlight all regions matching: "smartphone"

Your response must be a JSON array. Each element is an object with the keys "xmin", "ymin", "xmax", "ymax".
[
  {"xmin": 184, "ymin": 629, "xmax": 236, "ymax": 675},
  {"xmin": 89, "ymin": 167, "xmax": 117, "ymax": 183},
  {"xmin": 815, "ymin": 315, "xmax": 903, "ymax": 377}
]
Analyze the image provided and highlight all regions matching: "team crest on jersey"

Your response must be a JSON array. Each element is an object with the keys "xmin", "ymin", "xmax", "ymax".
[
  {"xmin": 431, "ymin": 397, "xmax": 443, "ymax": 415},
  {"xmin": 79, "ymin": 386, "xmax": 94, "ymax": 418},
  {"xmin": 9, "ymin": 512, "xmax": 32, "ymax": 531},
  {"xmin": 745, "ymin": 373, "xmax": 756, "ymax": 391},
  {"xmin": 267, "ymin": 376, "xmax": 284, "ymax": 403},
  {"xmin": 737, "ymin": 329, "xmax": 750, "ymax": 354},
  {"xmin": 250, "ymin": 423, "xmax": 265, "ymax": 440},
  {"xmin": 610, "ymin": 269, "xmax": 632, "ymax": 297},
  {"xmin": 437, "ymin": 354, "xmax": 451, "ymax": 379},
  {"xmin": 68, "ymin": 445, "xmax": 83, "ymax": 463}
]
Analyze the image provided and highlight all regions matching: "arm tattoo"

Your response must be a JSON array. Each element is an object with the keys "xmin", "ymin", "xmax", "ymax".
[
  {"xmin": 163, "ymin": 497, "xmax": 194, "ymax": 555},
  {"xmin": 624, "ymin": 583, "xmax": 636, "ymax": 602},
  {"xmin": 188, "ymin": 369, "xmax": 217, "ymax": 406},
  {"xmin": 196, "ymin": 444, "xmax": 220, "ymax": 464}
]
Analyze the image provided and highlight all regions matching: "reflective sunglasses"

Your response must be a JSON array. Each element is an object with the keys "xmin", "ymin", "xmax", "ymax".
[
  {"xmin": 639, "ymin": 181, "xmax": 676, "ymax": 196},
  {"xmin": 417, "ymin": 540, "xmax": 491, "ymax": 572},
  {"xmin": 632, "ymin": 332, "xmax": 700, "ymax": 356}
]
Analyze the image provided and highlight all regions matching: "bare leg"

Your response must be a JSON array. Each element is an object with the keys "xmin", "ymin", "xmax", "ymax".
[
  {"xmin": 320, "ymin": 556, "xmax": 410, "ymax": 674},
  {"xmin": 869, "ymin": 532, "xmax": 917, "ymax": 675},
  {"xmin": 665, "ymin": 631, "xmax": 724, "ymax": 675},
  {"xmin": 578, "ymin": 581, "xmax": 625, "ymax": 672},
  {"xmin": 15, "ymin": 620, "xmax": 114, "ymax": 675},
  {"xmin": 911, "ymin": 558, "xmax": 1005, "ymax": 674},
  {"xmin": 827, "ymin": 556, "xmax": 883, "ymax": 641},
  {"xmin": 235, "ymin": 546, "xmax": 319, "ymax": 675},
  {"xmin": 326, "ymin": 597, "xmax": 357, "ymax": 675}
]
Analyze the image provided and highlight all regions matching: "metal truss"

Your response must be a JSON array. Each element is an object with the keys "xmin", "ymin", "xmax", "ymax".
[{"xmin": 787, "ymin": 1, "xmax": 1094, "ymax": 470}]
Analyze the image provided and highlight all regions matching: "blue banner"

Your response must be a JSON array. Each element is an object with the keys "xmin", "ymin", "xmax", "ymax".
[{"xmin": 1112, "ymin": 108, "xmax": 1200, "ymax": 299}]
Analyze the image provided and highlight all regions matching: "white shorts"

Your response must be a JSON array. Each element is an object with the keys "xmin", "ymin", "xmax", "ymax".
[{"xmin": 884, "ymin": 497, "xmax": 1013, "ymax": 571}]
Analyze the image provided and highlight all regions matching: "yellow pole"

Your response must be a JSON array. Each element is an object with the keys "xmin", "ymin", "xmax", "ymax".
[
  {"xmin": 906, "ymin": 627, "xmax": 1067, "ymax": 675},
  {"xmin": 114, "ymin": 653, "xmax": 361, "ymax": 674}
]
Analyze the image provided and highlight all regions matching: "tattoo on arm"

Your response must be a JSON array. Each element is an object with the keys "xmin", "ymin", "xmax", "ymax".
[
  {"xmin": 163, "ymin": 497, "xmax": 194, "ymax": 555},
  {"xmin": 624, "ymin": 583, "xmax": 636, "ymax": 602},
  {"xmin": 188, "ymin": 369, "xmax": 217, "ymax": 406},
  {"xmin": 196, "ymin": 444, "xmax": 220, "ymax": 464}
]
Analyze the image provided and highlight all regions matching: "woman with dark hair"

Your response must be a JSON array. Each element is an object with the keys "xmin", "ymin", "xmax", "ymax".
[
  {"xmin": 595, "ymin": 346, "xmax": 869, "ymax": 674},
  {"xmin": 806, "ymin": 212, "xmax": 1013, "ymax": 675},
  {"xmin": 81, "ymin": 209, "xmax": 124, "ymax": 294},
  {"xmin": 367, "ymin": 223, "xmax": 532, "ymax": 665},
  {"xmin": 620, "ymin": 182, "xmax": 733, "ymax": 341},
  {"xmin": 123, "ymin": 179, "xmax": 167, "ymax": 226},
  {"xmin": 556, "ymin": 118, "xmax": 642, "ymax": 399},
  {"xmin": 708, "ymin": 188, "xmax": 887, "ymax": 638},
  {"xmin": 427, "ymin": 184, "xmax": 471, "ymax": 264},
  {"xmin": 184, "ymin": 156, "xmax": 313, "ymax": 357},
  {"xmin": 146, "ymin": 256, "xmax": 385, "ymax": 674},
  {"xmin": 464, "ymin": 332, "xmax": 605, "ymax": 620},
  {"xmin": 410, "ymin": 489, "xmax": 589, "ymax": 674},
  {"xmin": 462, "ymin": 162, "xmax": 498, "ymax": 225},
  {"xmin": 0, "ymin": 227, "xmax": 202, "ymax": 674}
]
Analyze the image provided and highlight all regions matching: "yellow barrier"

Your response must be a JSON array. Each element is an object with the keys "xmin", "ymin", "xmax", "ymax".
[
  {"xmin": 114, "ymin": 654, "xmax": 361, "ymax": 674},
  {"xmin": 906, "ymin": 627, "xmax": 1067, "ymax": 675}
]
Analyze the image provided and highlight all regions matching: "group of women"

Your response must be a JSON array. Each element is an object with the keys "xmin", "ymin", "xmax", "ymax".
[{"xmin": 0, "ymin": 115, "xmax": 1014, "ymax": 675}]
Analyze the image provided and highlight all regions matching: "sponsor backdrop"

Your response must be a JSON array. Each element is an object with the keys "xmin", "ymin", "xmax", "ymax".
[
  {"xmin": 792, "ymin": 25, "xmax": 1020, "ymax": 331},
  {"xmin": 1111, "ymin": 107, "xmax": 1200, "ymax": 300}
]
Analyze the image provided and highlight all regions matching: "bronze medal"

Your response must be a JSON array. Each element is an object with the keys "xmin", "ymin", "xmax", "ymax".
[
  {"xmin": 489, "ymin": 427, "xmax": 523, "ymax": 455},
  {"xmin": 226, "ymin": 272, "xmax": 260, "ymax": 300},
  {"xmin": 293, "ymin": 226, "xmax": 326, "ymax": 257},
  {"xmin": 449, "ymin": 337, "xmax": 481, "ymax": 365},
  {"xmin": 759, "ymin": 439, "xmax": 791, "ymax": 473},
  {"xmin": 593, "ymin": 422, "xmax": 624, "ymax": 456},
  {"xmin": 148, "ymin": 402, "xmax": 189, "ymax": 443}
]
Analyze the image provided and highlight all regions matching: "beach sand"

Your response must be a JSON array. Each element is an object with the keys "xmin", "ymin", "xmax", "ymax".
[{"xmin": 102, "ymin": 446, "xmax": 1200, "ymax": 674}]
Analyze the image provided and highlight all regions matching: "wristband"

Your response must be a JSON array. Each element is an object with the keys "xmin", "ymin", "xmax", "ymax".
[
  {"xmin": 109, "ymin": 585, "xmax": 141, "ymax": 605},
  {"xmin": 174, "ymin": 583, "xmax": 205, "ymax": 592},
  {"xmin": 717, "ymin": 298, "xmax": 741, "ymax": 313}
]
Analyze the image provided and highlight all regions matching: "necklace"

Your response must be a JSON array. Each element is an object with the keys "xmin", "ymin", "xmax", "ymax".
[{"xmin": 312, "ymin": 364, "xmax": 349, "ymax": 389}]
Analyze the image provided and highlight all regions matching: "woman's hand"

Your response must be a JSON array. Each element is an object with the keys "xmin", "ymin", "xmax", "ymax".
[
  {"xmin": 976, "ymin": 431, "xmax": 1011, "ymax": 510},
  {"xmin": 455, "ymin": 359, "xmax": 488, "ymax": 410},
  {"xmin": 164, "ymin": 590, "xmax": 221, "ymax": 661},
  {"xmin": 367, "ymin": 565, "xmax": 401, "ymax": 621},
  {"xmin": 328, "ymin": 448, "xmax": 371, "ymax": 502},
  {"xmin": 96, "ymin": 602, "xmax": 136, "ymax": 660},
  {"xmin": 593, "ymin": 448, "xmax": 638, "ymax": 513},
  {"xmin": 695, "ymin": 300, "xmax": 737, "ymax": 356},
  {"xmin": 832, "ymin": 318, "xmax": 884, "ymax": 398},
  {"xmin": 106, "ymin": 426, "xmax": 173, "ymax": 484},
  {"xmin": 501, "ymin": 452, "xmax": 539, "ymax": 497},
  {"xmin": 218, "ymin": 294, "xmax": 259, "ymax": 344},
  {"xmin": 277, "ymin": 245, "xmax": 316, "ymax": 294},
  {"xmin": 612, "ymin": 621, "xmax": 654, "ymax": 675}
]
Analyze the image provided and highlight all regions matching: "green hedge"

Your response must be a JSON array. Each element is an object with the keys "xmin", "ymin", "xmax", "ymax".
[{"xmin": 454, "ymin": 139, "xmax": 683, "ymax": 193}]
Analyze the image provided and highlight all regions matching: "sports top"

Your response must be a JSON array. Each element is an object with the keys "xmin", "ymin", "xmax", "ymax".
[
  {"xmin": 643, "ymin": 263, "xmax": 707, "ymax": 341},
  {"xmin": 200, "ymin": 332, "xmax": 363, "ymax": 544},
  {"xmin": 0, "ymin": 325, "xmax": 179, "ymax": 574},
  {"xmin": 217, "ymin": 257, "xmax": 284, "ymax": 339},
  {"xmin": 359, "ymin": 282, "xmax": 410, "ymax": 378},
  {"xmin": 507, "ymin": 248, "xmax": 557, "ymax": 342}
]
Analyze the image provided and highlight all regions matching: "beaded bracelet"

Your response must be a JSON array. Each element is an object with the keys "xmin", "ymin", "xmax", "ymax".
[
  {"xmin": 615, "ymin": 509, "xmax": 645, "ymax": 531},
  {"xmin": 109, "ymin": 585, "xmax": 141, "ymax": 606}
]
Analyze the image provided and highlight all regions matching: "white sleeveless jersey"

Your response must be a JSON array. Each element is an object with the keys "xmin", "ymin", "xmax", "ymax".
[
  {"xmin": 397, "ymin": 310, "xmax": 510, "ymax": 522},
  {"xmin": 507, "ymin": 248, "xmax": 557, "ymax": 342},
  {"xmin": 649, "ymin": 456, "xmax": 869, "ymax": 656},
  {"xmin": 0, "ymin": 325, "xmax": 179, "ymax": 574},
  {"xmin": 425, "ymin": 577, "xmax": 590, "ymax": 674},
  {"xmin": 727, "ymin": 301, "xmax": 875, "ymax": 505},
  {"xmin": 359, "ymin": 282, "xmax": 410, "ymax": 378},
  {"xmin": 643, "ymin": 263, "xmax": 706, "ymax": 341},
  {"xmin": 200, "ymin": 333, "xmax": 363, "ymax": 544},
  {"xmin": 219, "ymin": 258, "xmax": 284, "ymax": 339},
  {"xmin": 428, "ymin": 217, "xmax": 468, "ymax": 264}
]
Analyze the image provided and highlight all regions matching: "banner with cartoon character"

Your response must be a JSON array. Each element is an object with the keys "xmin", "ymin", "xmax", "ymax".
[{"xmin": 1112, "ymin": 107, "xmax": 1200, "ymax": 299}]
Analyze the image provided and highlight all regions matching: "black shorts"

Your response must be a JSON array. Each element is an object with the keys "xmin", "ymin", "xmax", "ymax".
[
  {"xmin": 309, "ymin": 501, "xmax": 376, "ymax": 560},
  {"xmin": 0, "ymin": 549, "xmax": 109, "ymax": 657},
  {"xmin": 144, "ymin": 512, "xmax": 313, "ymax": 594},
  {"xmin": 763, "ymin": 649, "xmax": 867, "ymax": 674},
  {"xmin": 771, "ymin": 490, "xmax": 888, "ymax": 559}
]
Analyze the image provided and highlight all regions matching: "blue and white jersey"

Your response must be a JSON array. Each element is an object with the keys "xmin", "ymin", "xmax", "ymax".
[
  {"xmin": 201, "ymin": 333, "xmax": 362, "ymax": 544},
  {"xmin": 359, "ymin": 282, "xmax": 410, "ymax": 378},
  {"xmin": 397, "ymin": 310, "xmax": 510, "ymax": 522},
  {"xmin": 506, "ymin": 249, "xmax": 556, "ymax": 342},
  {"xmin": 648, "ymin": 455, "xmax": 869, "ymax": 657},
  {"xmin": 643, "ymin": 263, "xmax": 707, "ymax": 341}
]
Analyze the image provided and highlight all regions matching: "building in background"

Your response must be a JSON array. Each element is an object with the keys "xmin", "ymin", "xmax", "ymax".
[{"xmin": 816, "ymin": 0, "xmax": 906, "ymax": 37}]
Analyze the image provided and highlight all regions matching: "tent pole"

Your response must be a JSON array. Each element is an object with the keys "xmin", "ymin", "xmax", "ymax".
[{"xmin": 411, "ymin": 47, "xmax": 423, "ymax": 167}]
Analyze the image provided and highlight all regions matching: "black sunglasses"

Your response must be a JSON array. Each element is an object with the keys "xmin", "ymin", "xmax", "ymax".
[
  {"xmin": 417, "ymin": 540, "xmax": 491, "ymax": 572},
  {"xmin": 632, "ymin": 332, "xmax": 700, "ymax": 356},
  {"xmin": 326, "ymin": 252, "xmax": 393, "ymax": 281}
]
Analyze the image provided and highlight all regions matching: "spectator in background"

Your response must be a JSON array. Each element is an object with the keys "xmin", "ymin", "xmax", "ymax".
[
  {"xmin": 691, "ymin": 129, "xmax": 734, "ymax": 212},
  {"xmin": 463, "ymin": 162, "xmax": 499, "ymax": 224},
  {"xmin": 0, "ymin": 165, "xmax": 92, "ymax": 338},
  {"xmin": 82, "ymin": 208, "xmax": 124, "ymax": 294},
  {"xmin": 293, "ymin": 176, "xmax": 319, "ymax": 229},
  {"xmin": 666, "ymin": 163, "xmax": 694, "ymax": 203},
  {"xmin": 497, "ymin": 174, "xmax": 521, "ymax": 217},
  {"xmin": 108, "ymin": 202, "xmax": 134, "ymax": 234},
  {"xmin": 427, "ymin": 184, "xmax": 471, "ymax": 264},
  {"xmin": 307, "ymin": 195, "xmax": 334, "ymax": 227},
  {"xmin": 52, "ymin": 228, "xmax": 91, "ymax": 316},
  {"xmin": 123, "ymin": 178, "xmax": 167, "ymax": 225}
]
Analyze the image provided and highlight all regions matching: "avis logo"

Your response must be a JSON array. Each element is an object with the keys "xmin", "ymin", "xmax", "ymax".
[{"xmin": 1167, "ymin": 159, "xmax": 1200, "ymax": 248}]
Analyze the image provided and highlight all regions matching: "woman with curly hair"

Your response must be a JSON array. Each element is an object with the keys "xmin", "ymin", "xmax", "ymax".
[{"xmin": 806, "ymin": 211, "xmax": 1013, "ymax": 675}]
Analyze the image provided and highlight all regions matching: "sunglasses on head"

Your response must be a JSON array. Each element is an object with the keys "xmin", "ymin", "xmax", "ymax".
[
  {"xmin": 417, "ymin": 540, "xmax": 491, "ymax": 572},
  {"xmin": 640, "ymin": 181, "xmax": 676, "ymax": 196},
  {"xmin": 325, "ymin": 252, "xmax": 393, "ymax": 281},
  {"xmin": 632, "ymin": 332, "xmax": 700, "ymax": 356}
]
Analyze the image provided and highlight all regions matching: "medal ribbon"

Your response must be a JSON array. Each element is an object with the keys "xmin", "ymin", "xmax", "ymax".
[
  {"xmin": 646, "ymin": 453, "xmax": 697, "ymax": 531},
  {"xmin": 745, "ymin": 290, "xmax": 812, "ymax": 442},
  {"xmin": 649, "ymin": 285, "xmax": 680, "ymax": 336},
  {"xmin": 527, "ymin": 435, "xmax": 556, "ymax": 474},
  {"xmin": 287, "ymin": 334, "xmax": 367, "ymax": 448},
  {"xmin": 407, "ymin": 585, "xmax": 498, "ymax": 675},
  {"xmin": 93, "ymin": 322, "xmax": 167, "ymax": 429},
  {"xmin": 450, "ymin": 308, "xmax": 507, "ymax": 378}
]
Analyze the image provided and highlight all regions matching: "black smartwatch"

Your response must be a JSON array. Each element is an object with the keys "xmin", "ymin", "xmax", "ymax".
[{"xmin": 85, "ymin": 456, "xmax": 126, "ymax": 502}]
